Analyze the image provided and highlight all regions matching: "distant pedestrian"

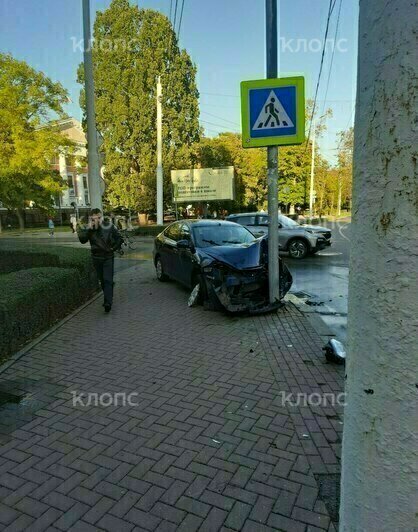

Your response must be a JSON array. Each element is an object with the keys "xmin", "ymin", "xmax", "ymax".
[
  {"xmin": 70, "ymin": 213, "xmax": 77, "ymax": 233},
  {"xmin": 77, "ymin": 208, "xmax": 123, "ymax": 313},
  {"xmin": 48, "ymin": 217, "xmax": 55, "ymax": 237}
]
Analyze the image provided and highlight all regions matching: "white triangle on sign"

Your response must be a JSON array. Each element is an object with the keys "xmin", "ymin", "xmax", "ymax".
[{"xmin": 252, "ymin": 90, "xmax": 294, "ymax": 131}]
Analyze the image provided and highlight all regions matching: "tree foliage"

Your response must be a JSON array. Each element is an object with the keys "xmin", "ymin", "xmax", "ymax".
[
  {"xmin": 78, "ymin": 0, "xmax": 200, "ymax": 213},
  {"xmin": 195, "ymin": 104, "xmax": 333, "ymax": 214},
  {"xmin": 336, "ymin": 127, "xmax": 353, "ymax": 207},
  {"xmin": 0, "ymin": 53, "xmax": 69, "ymax": 227}
]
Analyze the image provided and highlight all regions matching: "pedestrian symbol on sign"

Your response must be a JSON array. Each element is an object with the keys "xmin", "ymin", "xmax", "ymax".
[
  {"xmin": 241, "ymin": 76, "xmax": 305, "ymax": 147},
  {"xmin": 253, "ymin": 90, "xmax": 294, "ymax": 131}
]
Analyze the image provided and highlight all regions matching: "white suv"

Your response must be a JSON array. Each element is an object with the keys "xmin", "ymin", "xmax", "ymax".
[{"xmin": 227, "ymin": 212, "xmax": 331, "ymax": 259}]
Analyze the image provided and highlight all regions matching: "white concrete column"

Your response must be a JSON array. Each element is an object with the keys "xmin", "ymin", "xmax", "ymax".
[
  {"xmin": 59, "ymin": 151, "xmax": 70, "ymax": 206},
  {"xmin": 75, "ymin": 159, "xmax": 85, "ymax": 206},
  {"xmin": 340, "ymin": 0, "xmax": 418, "ymax": 530}
]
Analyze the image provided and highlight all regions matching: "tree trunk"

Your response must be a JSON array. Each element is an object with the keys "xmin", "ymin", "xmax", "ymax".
[
  {"xmin": 340, "ymin": 1, "xmax": 418, "ymax": 530},
  {"xmin": 16, "ymin": 208, "xmax": 25, "ymax": 231}
]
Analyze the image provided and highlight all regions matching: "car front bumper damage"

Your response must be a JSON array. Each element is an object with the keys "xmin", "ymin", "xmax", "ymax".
[{"xmin": 202, "ymin": 261, "xmax": 293, "ymax": 315}]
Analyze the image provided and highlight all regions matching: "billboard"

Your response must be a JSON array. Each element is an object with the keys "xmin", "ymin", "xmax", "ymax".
[{"xmin": 171, "ymin": 166, "xmax": 234, "ymax": 202}]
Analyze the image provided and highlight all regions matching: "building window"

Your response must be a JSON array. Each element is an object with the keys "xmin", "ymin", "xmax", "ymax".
[
  {"xmin": 67, "ymin": 174, "xmax": 75, "ymax": 196},
  {"xmin": 83, "ymin": 175, "xmax": 89, "ymax": 204}
]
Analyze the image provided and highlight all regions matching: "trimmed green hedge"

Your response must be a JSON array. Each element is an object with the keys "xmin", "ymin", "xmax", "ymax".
[
  {"xmin": 0, "ymin": 244, "xmax": 98, "ymax": 361},
  {"xmin": 132, "ymin": 225, "xmax": 165, "ymax": 237},
  {"xmin": 0, "ymin": 267, "xmax": 91, "ymax": 359},
  {"xmin": 0, "ymin": 244, "xmax": 97, "ymax": 290},
  {"xmin": 0, "ymin": 250, "xmax": 60, "ymax": 274}
]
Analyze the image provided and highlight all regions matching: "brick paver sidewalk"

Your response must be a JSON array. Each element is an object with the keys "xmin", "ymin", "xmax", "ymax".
[{"xmin": 0, "ymin": 260, "xmax": 344, "ymax": 531}]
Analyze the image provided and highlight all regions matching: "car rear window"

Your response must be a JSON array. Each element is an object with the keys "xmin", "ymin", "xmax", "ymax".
[
  {"xmin": 234, "ymin": 216, "xmax": 256, "ymax": 225},
  {"xmin": 257, "ymin": 215, "xmax": 269, "ymax": 225}
]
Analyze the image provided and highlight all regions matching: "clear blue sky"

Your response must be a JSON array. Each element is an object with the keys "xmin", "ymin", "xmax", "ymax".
[{"xmin": 0, "ymin": 0, "xmax": 358, "ymax": 163}]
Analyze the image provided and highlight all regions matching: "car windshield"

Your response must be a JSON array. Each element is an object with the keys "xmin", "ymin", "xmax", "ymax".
[
  {"xmin": 193, "ymin": 224, "xmax": 257, "ymax": 248},
  {"xmin": 279, "ymin": 215, "xmax": 299, "ymax": 227}
]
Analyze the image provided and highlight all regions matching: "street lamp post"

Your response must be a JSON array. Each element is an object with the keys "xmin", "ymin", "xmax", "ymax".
[
  {"xmin": 309, "ymin": 114, "xmax": 327, "ymax": 218},
  {"xmin": 309, "ymin": 118, "xmax": 316, "ymax": 218},
  {"xmin": 82, "ymin": 0, "xmax": 102, "ymax": 211}
]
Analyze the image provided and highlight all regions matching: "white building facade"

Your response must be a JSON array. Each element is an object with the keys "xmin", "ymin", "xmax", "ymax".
[{"xmin": 53, "ymin": 118, "xmax": 91, "ymax": 210}]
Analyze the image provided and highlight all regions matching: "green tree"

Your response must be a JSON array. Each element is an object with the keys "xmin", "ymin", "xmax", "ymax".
[
  {"xmin": 77, "ymin": 0, "xmax": 200, "ymax": 215},
  {"xmin": 196, "ymin": 108, "xmax": 332, "ymax": 215},
  {"xmin": 0, "ymin": 53, "xmax": 69, "ymax": 229},
  {"xmin": 197, "ymin": 133, "xmax": 267, "ymax": 212},
  {"xmin": 278, "ymin": 103, "xmax": 331, "ymax": 213},
  {"xmin": 336, "ymin": 127, "xmax": 353, "ymax": 213}
]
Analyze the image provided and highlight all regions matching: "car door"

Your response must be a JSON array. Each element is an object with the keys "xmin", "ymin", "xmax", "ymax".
[
  {"xmin": 177, "ymin": 223, "xmax": 195, "ymax": 287},
  {"xmin": 255, "ymin": 214, "xmax": 270, "ymax": 238},
  {"xmin": 161, "ymin": 222, "xmax": 181, "ymax": 277},
  {"xmin": 257, "ymin": 214, "xmax": 285, "ymax": 249}
]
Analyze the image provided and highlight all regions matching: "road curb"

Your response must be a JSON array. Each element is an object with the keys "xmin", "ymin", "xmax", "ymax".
[
  {"xmin": 0, "ymin": 291, "xmax": 103, "ymax": 377},
  {"xmin": 286, "ymin": 294, "xmax": 336, "ymax": 344},
  {"xmin": 0, "ymin": 262, "xmax": 144, "ymax": 377}
]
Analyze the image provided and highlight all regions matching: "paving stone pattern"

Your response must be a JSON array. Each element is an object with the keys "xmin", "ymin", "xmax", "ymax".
[{"xmin": 0, "ymin": 261, "xmax": 344, "ymax": 531}]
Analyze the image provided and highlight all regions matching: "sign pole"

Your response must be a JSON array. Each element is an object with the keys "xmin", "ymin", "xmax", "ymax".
[
  {"xmin": 156, "ymin": 76, "xmax": 164, "ymax": 226},
  {"xmin": 266, "ymin": 0, "xmax": 280, "ymax": 303}
]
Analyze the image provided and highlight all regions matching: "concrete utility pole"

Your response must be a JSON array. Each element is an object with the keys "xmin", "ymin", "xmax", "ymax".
[
  {"xmin": 337, "ymin": 173, "xmax": 342, "ymax": 216},
  {"xmin": 266, "ymin": 0, "xmax": 279, "ymax": 303},
  {"xmin": 340, "ymin": 1, "xmax": 418, "ymax": 530},
  {"xmin": 82, "ymin": 0, "xmax": 102, "ymax": 210},
  {"xmin": 156, "ymin": 77, "xmax": 164, "ymax": 226},
  {"xmin": 309, "ymin": 118, "xmax": 316, "ymax": 218}
]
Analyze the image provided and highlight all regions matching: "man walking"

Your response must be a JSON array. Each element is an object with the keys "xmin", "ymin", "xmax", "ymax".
[
  {"xmin": 77, "ymin": 209, "xmax": 123, "ymax": 313},
  {"xmin": 70, "ymin": 213, "xmax": 77, "ymax": 233}
]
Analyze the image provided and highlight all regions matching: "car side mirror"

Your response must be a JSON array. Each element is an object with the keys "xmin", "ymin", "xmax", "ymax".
[
  {"xmin": 278, "ymin": 223, "xmax": 283, "ymax": 228},
  {"xmin": 177, "ymin": 239, "xmax": 190, "ymax": 249}
]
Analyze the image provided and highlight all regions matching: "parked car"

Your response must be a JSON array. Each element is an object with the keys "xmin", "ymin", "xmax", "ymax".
[
  {"xmin": 226, "ymin": 212, "xmax": 332, "ymax": 259},
  {"xmin": 153, "ymin": 220, "xmax": 293, "ymax": 314}
]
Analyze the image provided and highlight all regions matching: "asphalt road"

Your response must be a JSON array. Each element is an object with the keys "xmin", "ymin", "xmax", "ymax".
[{"xmin": 285, "ymin": 220, "xmax": 351, "ymax": 342}]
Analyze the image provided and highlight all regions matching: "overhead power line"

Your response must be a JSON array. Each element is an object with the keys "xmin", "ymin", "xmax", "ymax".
[
  {"xmin": 305, "ymin": 0, "xmax": 336, "ymax": 149},
  {"xmin": 169, "ymin": 0, "xmax": 173, "ymax": 23},
  {"xmin": 177, "ymin": 0, "xmax": 185, "ymax": 39},
  {"xmin": 336, "ymin": 103, "xmax": 355, "ymax": 151},
  {"xmin": 200, "ymin": 110, "xmax": 240, "ymax": 127},
  {"xmin": 173, "ymin": 0, "xmax": 179, "ymax": 31},
  {"xmin": 200, "ymin": 91, "xmax": 239, "ymax": 99},
  {"xmin": 199, "ymin": 119, "xmax": 238, "ymax": 131},
  {"xmin": 322, "ymin": 0, "xmax": 343, "ymax": 114}
]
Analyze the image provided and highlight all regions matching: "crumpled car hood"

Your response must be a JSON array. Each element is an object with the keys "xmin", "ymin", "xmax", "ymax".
[{"xmin": 197, "ymin": 239, "xmax": 265, "ymax": 270}]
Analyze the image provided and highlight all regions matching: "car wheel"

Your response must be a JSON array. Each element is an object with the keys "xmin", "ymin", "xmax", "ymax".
[
  {"xmin": 155, "ymin": 256, "xmax": 168, "ymax": 281},
  {"xmin": 288, "ymin": 239, "xmax": 309, "ymax": 259}
]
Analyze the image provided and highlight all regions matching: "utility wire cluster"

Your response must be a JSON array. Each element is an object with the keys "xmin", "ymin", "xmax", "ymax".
[{"xmin": 306, "ymin": 0, "xmax": 343, "ymax": 150}]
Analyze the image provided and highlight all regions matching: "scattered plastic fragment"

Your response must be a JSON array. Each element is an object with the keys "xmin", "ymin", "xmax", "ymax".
[{"xmin": 323, "ymin": 339, "xmax": 346, "ymax": 365}]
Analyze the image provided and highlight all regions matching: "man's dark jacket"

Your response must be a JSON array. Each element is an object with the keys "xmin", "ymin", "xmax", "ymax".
[{"xmin": 78, "ymin": 224, "xmax": 123, "ymax": 258}]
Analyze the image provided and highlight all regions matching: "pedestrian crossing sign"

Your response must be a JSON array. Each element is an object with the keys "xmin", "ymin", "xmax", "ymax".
[{"xmin": 240, "ymin": 77, "xmax": 305, "ymax": 148}]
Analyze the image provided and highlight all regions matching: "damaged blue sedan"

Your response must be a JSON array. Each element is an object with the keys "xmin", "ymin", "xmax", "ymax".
[{"xmin": 153, "ymin": 220, "xmax": 292, "ymax": 314}]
